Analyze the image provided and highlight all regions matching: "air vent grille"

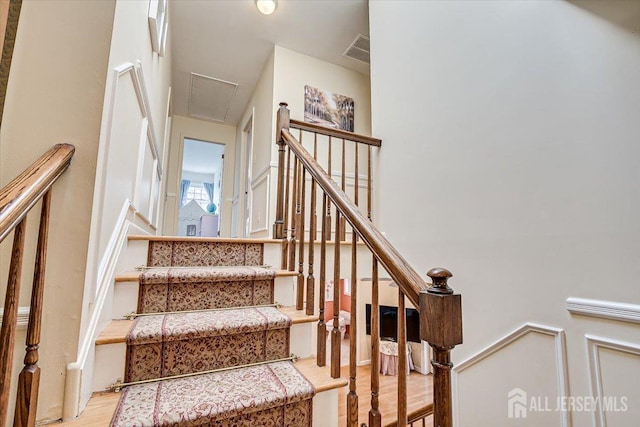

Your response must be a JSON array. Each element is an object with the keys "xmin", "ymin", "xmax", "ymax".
[
  {"xmin": 188, "ymin": 73, "xmax": 238, "ymax": 122},
  {"xmin": 344, "ymin": 34, "xmax": 370, "ymax": 64}
]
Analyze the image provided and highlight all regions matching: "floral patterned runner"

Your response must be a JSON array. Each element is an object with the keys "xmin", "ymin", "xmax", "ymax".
[{"xmin": 111, "ymin": 361, "xmax": 314, "ymax": 427}]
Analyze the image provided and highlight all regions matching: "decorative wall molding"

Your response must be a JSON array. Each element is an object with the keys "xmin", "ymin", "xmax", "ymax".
[
  {"xmin": 586, "ymin": 335, "xmax": 640, "ymax": 427},
  {"xmin": 567, "ymin": 297, "xmax": 640, "ymax": 324},
  {"xmin": 148, "ymin": 0, "xmax": 168, "ymax": 56},
  {"xmin": 0, "ymin": 306, "xmax": 29, "ymax": 330},
  {"xmin": 249, "ymin": 173, "xmax": 270, "ymax": 234},
  {"xmin": 452, "ymin": 323, "xmax": 570, "ymax": 427},
  {"xmin": 65, "ymin": 200, "xmax": 139, "ymax": 419}
]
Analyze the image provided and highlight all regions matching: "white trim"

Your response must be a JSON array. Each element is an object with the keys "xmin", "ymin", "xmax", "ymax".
[
  {"xmin": 64, "ymin": 200, "xmax": 138, "ymax": 419},
  {"xmin": 452, "ymin": 323, "xmax": 570, "ymax": 427},
  {"xmin": 249, "ymin": 173, "xmax": 270, "ymax": 234},
  {"xmin": 586, "ymin": 335, "xmax": 640, "ymax": 427},
  {"xmin": 148, "ymin": 0, "xmax": 168, "ymax": 55},
  {"xmin": 0, "ymin": 306, "xmax": 30, "ymax": 330},
  {"xmin": 567, "ymin": 297, "xmax": 640, "ymax": 324}
]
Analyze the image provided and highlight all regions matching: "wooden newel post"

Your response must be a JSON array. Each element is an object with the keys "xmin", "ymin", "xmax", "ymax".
[
  {"xmin": 273, "ymin": 102, "xmax": 290, "ymax": 239},
  {"xmin": 420, "ymin": 268, "xmax": 462, "ymax": 427}
]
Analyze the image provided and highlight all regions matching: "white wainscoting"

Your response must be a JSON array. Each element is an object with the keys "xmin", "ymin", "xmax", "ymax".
[
  {"xmin": 250, "ymin": 172, "xmax": 270, "ymax": 234},
  {"xmin": 65, "ymin": 59, "xmax": 166, "ymax": 419},
  {"xmin": 452, "ymin": 323, "xmax": 570, "ymax": 427},
  {"xmin": 586, "ymin": 335, "xmax": 640, "ymax": 427}
]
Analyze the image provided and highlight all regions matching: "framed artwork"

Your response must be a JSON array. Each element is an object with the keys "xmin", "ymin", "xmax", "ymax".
[{"xmin": 304, "ymin": 85, "xmax": 354, "ymax": 132}]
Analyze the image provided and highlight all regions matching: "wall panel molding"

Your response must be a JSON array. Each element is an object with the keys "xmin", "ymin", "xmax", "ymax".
[
  {"xmin": 586, "ymin": 335, "xmax": 640, "ymax": 427},
  {"xmin": 452, "ymin": 323, "xmax": 570, "ymax": 427},
  {"xmin": 249, "ymin": 173, "xmax": 270, "ymax": 234},
  {"xmin": 567, "ymin": 297, "xmax": 640, "ymax": 324}
]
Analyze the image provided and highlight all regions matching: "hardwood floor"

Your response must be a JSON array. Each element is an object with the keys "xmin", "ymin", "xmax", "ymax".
[
  {"xmin": 338, "ymin": 364, "xmax": 433, "ymax": 427},
  {"xmin": 56, "ymin": 392, "xmax": 119, "ymax": 426}
]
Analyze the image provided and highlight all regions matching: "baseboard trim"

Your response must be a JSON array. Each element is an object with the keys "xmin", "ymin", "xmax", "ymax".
[
  {"xmin": 567, "ymin": 297, "xmax": 640, "ymax": 324},
  {"xmin": 64, "ymin": 200, "xmax": 146, "ymax": 420}
]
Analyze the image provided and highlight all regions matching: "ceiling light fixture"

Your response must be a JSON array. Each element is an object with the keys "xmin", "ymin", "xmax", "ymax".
[{"xmin": 255, "ymin": 0, "xmax": 277, "ymax": 15}]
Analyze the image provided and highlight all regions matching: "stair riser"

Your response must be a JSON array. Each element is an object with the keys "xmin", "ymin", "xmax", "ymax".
[
  {"xmin": 92, "ymin": 322, "xmax": 315, "ymax": 392},
  {"xmin": 113, "ymin": 275, "xmax": 296, "ymax": 319},
  {"xmin": 125, "ymin": 329, "xmax": 290, "ymax": 382},
  {"xmin": 138, "ymin": 279, "xmax": 274, "ymax": 313},
  {"xmin": 147, "ymin": 241, "xmax": 264, "ymax": 267}
]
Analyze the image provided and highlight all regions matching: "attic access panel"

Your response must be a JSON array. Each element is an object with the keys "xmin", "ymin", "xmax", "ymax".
[{"xmin": 188, "ymin": 73, "xmax": 239, "ymax": 122}]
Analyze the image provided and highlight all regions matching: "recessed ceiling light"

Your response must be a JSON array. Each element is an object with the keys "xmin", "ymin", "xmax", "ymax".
[{"xmin": 255, "ymin": 0, "xmax": 277, "ymax": 15}]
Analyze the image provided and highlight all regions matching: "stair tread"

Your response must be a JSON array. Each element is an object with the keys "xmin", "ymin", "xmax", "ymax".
[
  {"xmin": 115, "ymin": 268, "xmax": 295, "ymax": 282},
  {"xmin": 97, "ymin": 306, "xmax": 313, "ymax": 345},
  {"xmin": 128, "ymin": 307, "xmax": 291, "ymax": 345},
  {"xmin": 128, "ymin": 235, "xmax": 281, "ymax": 244},
  {"xmin": 294, "ymin": 357, "xmax": 348, "ymax": 393},
  {"xmin": 111, "ymin": 361, "xmax": 314, "ymax": 427},
  {"xmin": 278, "ymin": 305, "xmax": 318, "ymax": 324},
  {"xmin": 96, "ymin": 320, "xmax": 135, "ymax": 345}
]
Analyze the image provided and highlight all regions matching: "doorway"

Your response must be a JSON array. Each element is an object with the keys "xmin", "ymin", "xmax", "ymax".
[{"xmin": 177, "ymin": 138, "xmax": 225, "ymax": 237}]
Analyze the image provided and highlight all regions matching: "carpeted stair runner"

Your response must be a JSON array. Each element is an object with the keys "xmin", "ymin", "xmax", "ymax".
[
  {"xmin": 137, "ymin": 266, "xmax": 276, "ymax": 313},
  {"xmin": 125, "ymin": 307, "xmax": 291, "ymax": 382},
  {"xmin": 111, "ymin": 360, "xmax": 314, "ymax": 427},
  {"xmin": 112, "ymin": 240, "xmax": 315, "ymax": 427}
]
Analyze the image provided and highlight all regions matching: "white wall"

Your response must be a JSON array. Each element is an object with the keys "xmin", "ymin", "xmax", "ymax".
[
  {"xmin": 370, "ymin": 1, "xmax": 640, "ymax": 426},
  {"xmin": 234, "ymin": 50, "xmax": 275, "ymax": 237},
  {"xmin": 235, "ymin": 46, "xmax": 372, "ymax": 238},
  {"xmin": 66, "ymin": 0, "xmax": 172, "ymax": 420},
  {"xmin": 0, "ymin": 0, "xmax": 116, "ymax": 422},
  {"xmin": 164, "ymin": 115, "xmax": 236, "ymax": 236}
]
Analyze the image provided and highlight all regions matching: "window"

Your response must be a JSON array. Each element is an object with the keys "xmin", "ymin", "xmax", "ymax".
[{"xmin": 183, "ymin": 184, "xmax": 209, "ymax": 210}]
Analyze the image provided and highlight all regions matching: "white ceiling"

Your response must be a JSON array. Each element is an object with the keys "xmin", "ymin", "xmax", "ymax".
[{"xmin": 170, "ymin": 0, "xmax": 370, "ymax": 126}]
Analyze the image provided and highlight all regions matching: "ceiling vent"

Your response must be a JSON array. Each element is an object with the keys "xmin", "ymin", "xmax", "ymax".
[
  {"xmin": 188, "ymin": 73, "xmax": 238, "ymax": 122},
  {"xmin": 343, "ymin": 34, "xmax": 370, "ymax": 64}
]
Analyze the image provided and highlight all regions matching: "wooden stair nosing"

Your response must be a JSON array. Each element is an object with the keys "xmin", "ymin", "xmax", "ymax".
[
  {"xmin": 128, "ymin": 235, "xmax": 281, "ymax": 244},
  {"xmin": 114, "ymin": 269, "xmax": 296, "ymax": 283},
  {"xmin": 127, "ymin": 235, "xmax": 368, "ymax": 246},
  {"xmin": 96, "ymin": 306, "xmax": 315, "ymax": 345}
]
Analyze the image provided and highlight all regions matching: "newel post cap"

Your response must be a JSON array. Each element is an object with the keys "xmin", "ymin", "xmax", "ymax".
[
  {"xmin": 420, "ymin": 267, "xmax": 463, "ymax": 347},
  {"xmin": 427, "ymin": 267, "xmax": 453, "ymax": 295}
]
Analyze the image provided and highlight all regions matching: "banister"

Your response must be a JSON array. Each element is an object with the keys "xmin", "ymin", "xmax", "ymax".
[
  {"xmin": 281, "ymin": 129, "xmax": 426, "ymax": 308},
  {"xmin": 289, "ymin": 119, "xmax": 382, "ymax": 147},
  {"xmin": 0, "ymin": 143, "xmax": 75, "ymax": 242}
]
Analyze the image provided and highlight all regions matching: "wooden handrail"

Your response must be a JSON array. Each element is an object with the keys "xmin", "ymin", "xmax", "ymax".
[
  {"xmin": 282, "ymin": 129, "xmax": 426, "ymax": 307},
  {"xmin": 0, "ymin": 143, "xmax": 75, "ymax": 242},
  {"xmin": 274, "ymin": 103, "xmax": 461, "ymax": 427},
  {"xmin": 383, "ymin": 403, "xmax": 433, "ymax": 427},
  {"xmin": 290, "ymin": 118, "xmax": 382, "ymax": 147},
  {"xmin": 0, "ymin": 143, "xmax": 75, "ymax": 427}
]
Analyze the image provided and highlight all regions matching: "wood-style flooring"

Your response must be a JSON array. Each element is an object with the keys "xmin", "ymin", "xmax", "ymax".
[{"xmin": 338, "ymin": 364, "xmax": 433, "ymax": 427}]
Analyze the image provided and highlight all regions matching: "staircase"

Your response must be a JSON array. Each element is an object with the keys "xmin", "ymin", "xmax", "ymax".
[
  {"xmin": 81, "ymin": 237, "xmax": 346, "ymax": 427},
  {"xmin": 1, "ymin": 111, "xmax": 462, "ymax": 427}
]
